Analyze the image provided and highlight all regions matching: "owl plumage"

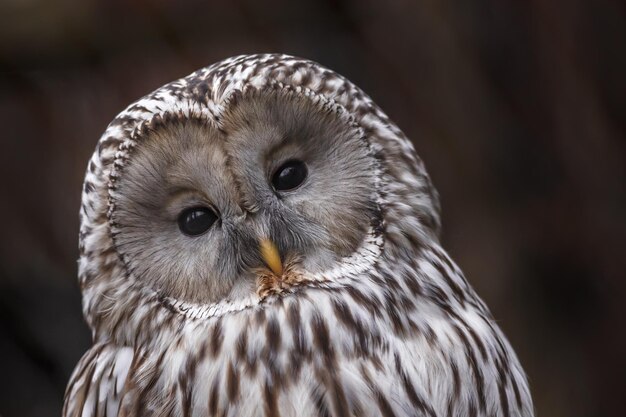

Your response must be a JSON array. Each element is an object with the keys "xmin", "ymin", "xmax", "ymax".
[{"xmin": 64, "ymin": 54, "xmax": 534, "ymax": 417}]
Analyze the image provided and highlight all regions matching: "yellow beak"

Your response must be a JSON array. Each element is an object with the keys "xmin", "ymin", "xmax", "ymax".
[{"xmin": 260, "ymin": 238, "xmax": 283, "ymax": 276}]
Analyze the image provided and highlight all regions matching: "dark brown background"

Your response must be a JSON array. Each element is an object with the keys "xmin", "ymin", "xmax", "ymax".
[{"xmin": 1, "ymin": 1, "xmax": 624, "ymax": 416}]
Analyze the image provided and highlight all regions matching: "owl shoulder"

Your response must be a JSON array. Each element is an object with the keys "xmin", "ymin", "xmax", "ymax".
[{"xmin": 63, "ymin": 343, "xmax": 134, "ymax": 417}]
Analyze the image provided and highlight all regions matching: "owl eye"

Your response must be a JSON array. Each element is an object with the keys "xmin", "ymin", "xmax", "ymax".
[
  {"xmin": 272, "ymin": 160, "xmax": 308, "ymax": 192},
  {"xmin": 178, "ymin": 207, "xmax": 218, "ymax": 236}
]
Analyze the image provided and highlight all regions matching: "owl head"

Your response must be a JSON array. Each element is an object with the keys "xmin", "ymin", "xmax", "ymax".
[
  {"xmin": 79, "ymin": 54, "xmax": 440, "ymax": 341},
  {"xmin": 109, "ymin": 87, "xmax": 379, "ymax": 304}
]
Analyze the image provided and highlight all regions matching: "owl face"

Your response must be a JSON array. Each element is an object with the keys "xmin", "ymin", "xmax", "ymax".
[{"xmin": 110, "ymin": 89, "xmax": 378, "ymax": 303}]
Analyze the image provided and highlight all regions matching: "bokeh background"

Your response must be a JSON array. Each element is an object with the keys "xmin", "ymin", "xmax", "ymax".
[{"xmin": 1, "ymin": 0, "xmax": 624, "ymax": 416}]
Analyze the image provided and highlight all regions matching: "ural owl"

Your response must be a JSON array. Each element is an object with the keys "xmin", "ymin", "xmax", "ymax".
[{"xmin": 64, "ymin": 54, "xmax": 534, "ymax": 417}]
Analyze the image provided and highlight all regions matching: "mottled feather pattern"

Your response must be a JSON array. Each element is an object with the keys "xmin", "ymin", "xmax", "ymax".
[{"xmin": 66, "ymin": 54, "xmax": 533, "ymax": 416}]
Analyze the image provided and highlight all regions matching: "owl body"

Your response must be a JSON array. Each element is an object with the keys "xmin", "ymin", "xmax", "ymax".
[{"xmin": 65, "ymin": 54, "xmax": 533, "ymax": 417}]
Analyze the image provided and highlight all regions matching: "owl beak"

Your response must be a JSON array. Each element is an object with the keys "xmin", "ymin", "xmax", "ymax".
[{"xmin": 259, "ymin": 238, "xmax": 283, "ymax": 276}]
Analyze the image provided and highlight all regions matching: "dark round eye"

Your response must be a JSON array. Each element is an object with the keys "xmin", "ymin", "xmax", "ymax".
[
  {"xmin": 271, "ymin": 160, "xmax": 308, "ymax": 191},
  {"xmin": 177, "ymin": 207, "xmax": 218, "ymax": 236}
]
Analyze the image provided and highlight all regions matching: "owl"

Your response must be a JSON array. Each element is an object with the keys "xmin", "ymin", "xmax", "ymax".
[{"xmin": 64, "ymin": 54, "xmax": 534, "ymax": 417}]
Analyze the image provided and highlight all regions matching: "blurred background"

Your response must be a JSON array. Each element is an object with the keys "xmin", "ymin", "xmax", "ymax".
[{"xmin": 0, "ymin": 0, "xmax": 624, "ymax": 416}]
